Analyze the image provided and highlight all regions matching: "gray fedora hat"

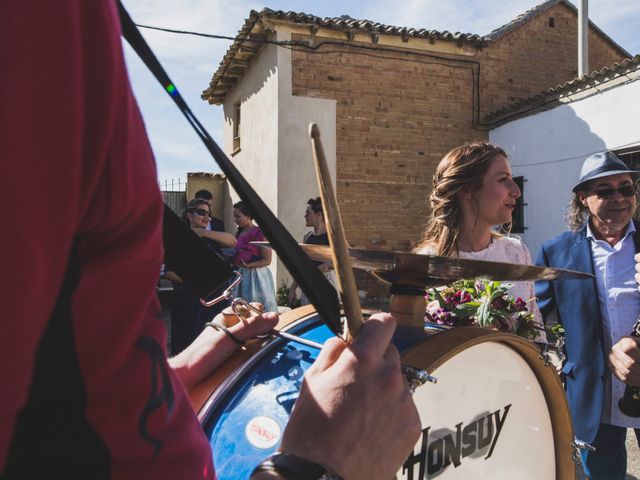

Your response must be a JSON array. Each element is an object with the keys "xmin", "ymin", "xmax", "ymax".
[{"xmin": 572, "ymin": 151, "xmax": 640, "ymax": 192}]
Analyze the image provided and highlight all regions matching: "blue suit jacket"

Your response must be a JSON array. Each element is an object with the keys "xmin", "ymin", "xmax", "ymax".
[{"xmin": 535, "ymin": 220, "xmax": 640, "ymax": 443}]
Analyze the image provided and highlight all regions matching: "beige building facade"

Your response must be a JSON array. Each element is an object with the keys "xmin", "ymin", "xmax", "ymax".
[{"xmin": 203, "ymin": 0, "xmax": 628, "ymax": 286}]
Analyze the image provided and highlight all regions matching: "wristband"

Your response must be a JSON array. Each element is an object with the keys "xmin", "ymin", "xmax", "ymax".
[
  {"xmin": 205, "ymin": 321, "xmax": 245, "ymax": 346},
  {"xmin": 250, "ymin": 453, "xmax": 342, "ymax": 480}
]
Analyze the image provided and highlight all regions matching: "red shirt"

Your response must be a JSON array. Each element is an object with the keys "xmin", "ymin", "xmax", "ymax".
[{"xmin": 0, "ymin": 1, "xmax": 214, "ymax": 477}]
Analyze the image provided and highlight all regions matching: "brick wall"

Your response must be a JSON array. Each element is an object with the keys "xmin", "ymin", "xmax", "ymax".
[
  {"xmin": 292, "ymin": 41, "xmax": 480, "ymax": 251},
  {"xmin": 290, "ymin": 5, "xmax": 626, "ymax": 254},
  {"xmin": 479, "ymin": 3, "xmax": 625, "ymax": 115}
]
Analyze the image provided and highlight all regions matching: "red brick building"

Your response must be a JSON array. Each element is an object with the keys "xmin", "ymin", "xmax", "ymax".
[{"xmin": 202, "ymin": 0, "xmax": 628, "ymax": 284}]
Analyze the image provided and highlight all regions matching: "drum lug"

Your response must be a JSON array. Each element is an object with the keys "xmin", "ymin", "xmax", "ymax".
[
  {"xmin": 572, "ymin": 437, "xmax": 596, "ymax": 462},
  {"xmin": 538, "ymin": 336, "xmax": 566, "ymax": 368},
  {"xmin": 538, "ymin": 343, "xmax": 552, "ymax": 367},
  {"xmin": 401, "ymin": 364, "xmax": 437, "ymax": 392}
]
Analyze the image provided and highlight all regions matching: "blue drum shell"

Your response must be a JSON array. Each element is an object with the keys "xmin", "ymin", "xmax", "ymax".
[
  {"xmin": 200, "ymin": 314, "xmax": 430, "ymax": 480},
  {"xmin": 201, "ymin": 316, "xmax": 332, "ymax": 480}
]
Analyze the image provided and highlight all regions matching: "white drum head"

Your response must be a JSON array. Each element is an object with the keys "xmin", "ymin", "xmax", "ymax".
[{"xmin": 399, "ymin": 328, "xmax": 574, "ymax": 479}]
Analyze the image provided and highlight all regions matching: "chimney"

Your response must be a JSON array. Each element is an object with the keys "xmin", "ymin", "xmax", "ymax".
[{"xmin": 578, "ymin": 0, "xmax": 589, "ymax": 77}]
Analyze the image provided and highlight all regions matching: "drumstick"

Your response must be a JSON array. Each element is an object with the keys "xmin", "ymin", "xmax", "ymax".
[{"xmin": 309, "ymin": 123, "xmax": 363, "ymax": 342}]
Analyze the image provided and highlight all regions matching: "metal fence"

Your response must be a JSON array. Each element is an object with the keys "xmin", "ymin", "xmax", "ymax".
[{"xmin": 160, "ymin": 179, "xmax": 186, "ymax": 215}]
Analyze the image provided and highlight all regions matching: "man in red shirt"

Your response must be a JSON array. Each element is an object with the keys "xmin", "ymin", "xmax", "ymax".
[{"xmin": 0, "ymin": 1, "xmax": 420, "ymax": 479}]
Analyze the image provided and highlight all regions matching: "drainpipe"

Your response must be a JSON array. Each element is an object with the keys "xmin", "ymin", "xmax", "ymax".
[{"xmin": 578, "ymin": 0, "xmax": 589, "ymax": 77}]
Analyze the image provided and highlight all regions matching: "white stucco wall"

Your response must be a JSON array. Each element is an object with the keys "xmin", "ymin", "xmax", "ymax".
[
  {"xmin": 222, "ymin": 43, "xmax": 279, "ymax": 282},
  {"xmin": 490, "ymin": 78, "xmax": 640, "ymax": 257},
  {"xmin": 222, "ymin": 30, "xmax": 337, "ymax": 290},
  {"xmin": 222, "ymin": 42, "xmax": 279, "ymax": 207}
]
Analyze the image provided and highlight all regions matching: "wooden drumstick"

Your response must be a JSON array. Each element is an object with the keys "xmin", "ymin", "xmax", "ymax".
[{"xmin": 309, "ymin": 123, "xmax": 364, "ymax": 342}]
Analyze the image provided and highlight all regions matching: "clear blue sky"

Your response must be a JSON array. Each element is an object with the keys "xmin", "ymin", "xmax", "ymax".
[{"xmin": 121, "ymin": 0, "xmax": 640, "ymax": 187}]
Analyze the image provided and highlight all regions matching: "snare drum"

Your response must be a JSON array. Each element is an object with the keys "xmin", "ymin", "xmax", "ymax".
[{"xmin": 191, "ymin": 306, "xmax": 575, "ymax": 479}]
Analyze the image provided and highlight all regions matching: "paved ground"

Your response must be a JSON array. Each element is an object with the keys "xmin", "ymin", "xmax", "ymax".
[
  {"xmin": 574, "ymin": 431, "xmax": 639, "ymax": 479},
  {"xmin": 628, "ymin": 431, "xmax": 640, "ymax": 479}
]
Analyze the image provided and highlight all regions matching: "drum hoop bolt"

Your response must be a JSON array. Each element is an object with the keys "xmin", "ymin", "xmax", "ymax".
[
  {"xmin": 401, "ymin": 365, "xmax": 437, "ymax": 393},
  {"xmin": 572, "ymin": 437, "xmax": 596, "ymax": 463}
]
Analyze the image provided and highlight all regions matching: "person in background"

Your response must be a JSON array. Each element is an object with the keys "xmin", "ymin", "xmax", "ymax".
[
  {"xmin": 288, "ymin": 197, "xmax": 339, "ymax": 306},
  {"xmin": 164, "ymin": 198, "xmax": 236, "ymax": 354},
  {"xmin": 1, "ymin": 2, "xmax": 421, "ymax": 477},
  {"xmin": 415, "ymin": 141, "xmax": 545, "ymax": 341},
  {"xmin": 194, "ymin": 189, "xmax": 225, "ymax": 233},
  {"xmin": 230, "ymin": 201, "xmax": 278, "ymax": 313},
  {"xmin": 536, "ymin": 151, "xmax": 640, "ymax": 479}
]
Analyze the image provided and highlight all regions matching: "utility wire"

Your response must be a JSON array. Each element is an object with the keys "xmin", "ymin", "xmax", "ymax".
[
  {"xmin": 136, "ymin": 23, "xmax": 491, "ymax": 129},
  {"xmin": 135, "ymin": 23, "xmax": 635, "ymax": 130}
]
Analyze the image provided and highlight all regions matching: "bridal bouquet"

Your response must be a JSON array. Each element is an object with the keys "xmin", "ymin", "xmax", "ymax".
[{"xmin": 425, "ymin": 280, "xmax": 539, "ymax": 340}]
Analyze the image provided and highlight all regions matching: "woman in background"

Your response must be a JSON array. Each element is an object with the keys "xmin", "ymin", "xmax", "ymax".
[
  {"xmin": 415, "ymin": 141, "xmax": 545, "ymax": 341},
  {"xmin": 165, "ymin": 198, "xmax": 237, "ymax": 354},
  {"xmin": 231, "ymin": 201, "xmax": 278, "ymax": 313},
  {"xmin": 288, "ymin": 197, "xmax": 338, "ymax": 306}
]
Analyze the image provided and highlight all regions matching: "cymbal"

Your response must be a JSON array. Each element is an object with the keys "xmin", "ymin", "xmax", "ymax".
[{"xmin": 251, "ymin": 241, "xmax": 593, "ymax": 288}]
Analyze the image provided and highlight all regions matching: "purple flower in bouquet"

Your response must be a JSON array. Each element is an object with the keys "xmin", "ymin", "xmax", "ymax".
[
  {"xmin": 490, "ymin": 295, "xmax": 509, "ymax": 311},
  {"xmin": 425, "ymin": 300, "xmax": 454, "ymax": 326}
]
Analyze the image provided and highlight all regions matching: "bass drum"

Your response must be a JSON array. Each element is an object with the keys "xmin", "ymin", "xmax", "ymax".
[{"xmin": 190, "ymin": 306, "xmax": 575, "ymax": 479}]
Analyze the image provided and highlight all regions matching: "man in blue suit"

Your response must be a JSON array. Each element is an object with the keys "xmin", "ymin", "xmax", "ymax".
[{"xmin": 536, "ymin": 151, "xmax": 640, "ymax": 479}]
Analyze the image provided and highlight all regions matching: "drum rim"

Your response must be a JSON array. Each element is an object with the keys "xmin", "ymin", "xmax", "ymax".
[
  {"xmin": 402, "ymin": 326, "xmax": 575, "ymax": 480},
  {"xmin": 191, "ymin": 310, "xmax": 575, "ymax": 479},
  {"xmin": 196, "ymin": 309, "xmax": 322, "ymax": 425}
]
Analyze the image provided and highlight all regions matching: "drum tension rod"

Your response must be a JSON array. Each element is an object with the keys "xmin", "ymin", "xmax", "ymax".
[
  {"xmin": 232, "ymin": 299, "xmax": 438, "ymax": 388},
  {"xmin": 199, "ymin": 277, "xmax": 324, "ymax": 350},
  {"xmin": 401, "ymin": 365, "xmax": 437, "ymax": 392},
  {"xmin": 232, "ymin": 298, "xmax": 326, "ymax": 350},
  {"xmin": 571, "ymin": 438, "xmax": 596, "ymax": 462}
]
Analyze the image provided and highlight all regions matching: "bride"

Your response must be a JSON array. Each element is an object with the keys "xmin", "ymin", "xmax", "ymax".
[{"xmin": 414, "ymin": 141, "xmax": 545, "ymax": 341}]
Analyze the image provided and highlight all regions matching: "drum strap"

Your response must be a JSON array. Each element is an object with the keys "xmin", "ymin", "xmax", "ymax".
[{"xmin": 118, "ymin": 2, "xmax": 342, "ymax": 334}]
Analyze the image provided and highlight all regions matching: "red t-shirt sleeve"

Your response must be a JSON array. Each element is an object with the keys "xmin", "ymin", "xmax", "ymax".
[{"xmin": 0, "ymin": 2, "xmax": 214, "ymax": 477}]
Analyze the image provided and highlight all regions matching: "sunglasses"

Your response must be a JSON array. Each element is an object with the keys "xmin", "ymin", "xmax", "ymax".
[
  {"xmin": 194, "ymin": 208, "xmax": 211, "ymax": 217},
  {"xmin": 587, "ymin": 184, "xmax": 636, "ymax": 199}
]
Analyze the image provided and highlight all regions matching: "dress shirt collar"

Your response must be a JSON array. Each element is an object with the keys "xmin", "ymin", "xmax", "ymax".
[{"xmin": 585, "ymin": 219, "xmax": 635, "ymax": 245}]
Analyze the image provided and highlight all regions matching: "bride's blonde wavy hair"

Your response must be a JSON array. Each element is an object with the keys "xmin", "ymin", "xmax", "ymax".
[{"xmin": 414, "ymin": 142, "xmax": 508, "ymax": 257}]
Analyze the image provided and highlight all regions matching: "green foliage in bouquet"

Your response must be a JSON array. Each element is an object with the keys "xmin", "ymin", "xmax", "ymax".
[{"xmin": 425, "ymin": 279, "xmax": 540, "ymax": 340}]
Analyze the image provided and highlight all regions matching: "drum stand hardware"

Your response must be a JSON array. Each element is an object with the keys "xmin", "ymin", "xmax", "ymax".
[
  {"xmin": 199, "ymin": 272, "xmax": 243, "ymax": 308},
  {"xmin": 538, "ymin": 335, "xmax": 566, "ymax": 368},
  {"xmin": 230, "ymin": 298, "xmax": 328, "ymax": 350},
  {"xmin": 401, "ymin": 365, "xmax": 437, "ymax": 392},
  {"xmin": 198, "ymin": 273, "xmax": 326, "ymax": 350},
  {"xmin": 571, "ymin": 438, "xmax": 596, "ymax": 462}
]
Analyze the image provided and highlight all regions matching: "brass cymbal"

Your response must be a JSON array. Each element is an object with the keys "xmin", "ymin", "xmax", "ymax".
[{"xmin": 251, "ymin": 241, "xmax": 592, "ymax": 288}]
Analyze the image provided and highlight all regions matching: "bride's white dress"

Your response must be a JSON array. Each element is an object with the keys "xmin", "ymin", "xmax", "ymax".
[{"xmin": 419, "ymin": 235, "xmax": 546, "ymax": 342}]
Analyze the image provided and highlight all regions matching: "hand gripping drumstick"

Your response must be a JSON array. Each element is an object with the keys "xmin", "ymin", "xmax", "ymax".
[
  {"xmin": 309, "ymin": 125, "xmax": 435, "ymax": 386},
  {"xmin": 618, "ymin": 315, "xmax": 640, "ymax": 417},
  {"xmin": 309, "ymin": 123, "xmax": 364, "ymax": 342}
]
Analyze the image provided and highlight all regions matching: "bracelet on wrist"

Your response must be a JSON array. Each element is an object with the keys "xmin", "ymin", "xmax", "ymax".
[
  {"xmin": 205, "ymin": 321, "xmax": 245, "ymax": 346},
  {"xmin": 250, "ymin": 453, "xmax": 342, "ymax": 480}
]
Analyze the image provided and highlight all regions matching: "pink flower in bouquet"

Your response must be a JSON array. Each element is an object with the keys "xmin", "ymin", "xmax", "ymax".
[
  {"xmin": 514, "ymin": 297, "xmax": 527, "ymax": 311},
  {"xmin": 453, "ymin": 290, "xmax": 472, "ymax": 305},
  {"xmin": 424, "ymin": 280, "xmax": 539, "ymax": 340}
]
